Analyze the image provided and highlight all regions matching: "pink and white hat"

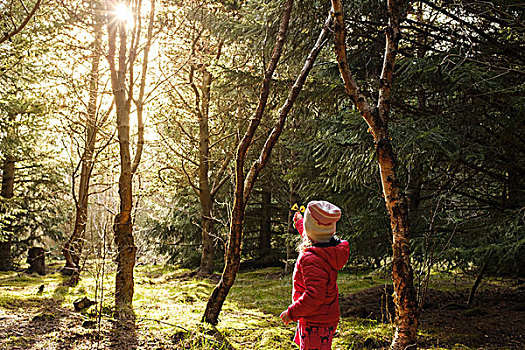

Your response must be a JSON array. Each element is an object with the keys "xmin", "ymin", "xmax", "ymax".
[{"xmin": 303, "ymin": 200, "xmax": 341, "ymax": 242}]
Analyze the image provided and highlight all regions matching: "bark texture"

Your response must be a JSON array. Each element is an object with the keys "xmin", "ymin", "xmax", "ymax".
[
  {"xmin": 62, "ymin": 7, "xmax": 103, "ymax": 285},
  {"xmin": 202, "ymin": 7, "xmax": 331, "ymax": 325},
  {"xmin": 106, "ymin": 0, "xmax": 155, "ymax": 320},
  {"xmin": 108, "ymin": 11, "xmax": 135, "ymax": 319},
  {"xmin": 330, "ymin": 0, "xmax": 418, "ymax": 348},
  {"xmin": 0, "ymin": 156, "xmax": 15, "ymax": 271}
]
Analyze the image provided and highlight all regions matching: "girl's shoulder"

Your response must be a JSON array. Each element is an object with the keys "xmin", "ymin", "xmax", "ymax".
[
  {"xmin": 297, "ymin": 249, "xmax": 326, "ymax": 265},
  {"xmin": 298, "ymin": 237, "xmax": 350, "ymax": 271}
]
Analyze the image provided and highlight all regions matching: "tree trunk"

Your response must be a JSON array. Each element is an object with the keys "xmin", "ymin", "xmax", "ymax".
[
  {"xmin": 202, "ymin": 5, "xmax": 331, "ymax": 325},
  {"xmin": 114, "ymin": 176, "xmax": 136, "ymax": 320},
  {"xmin": 258, "ymin": 187, "xmax": 272, "ymax": 256},
  {"xmin": 62, "ymin": 12, "xmax": 102, "ymax": 284},
  {"xmin": 113, "ymin": 72, "xmax": 137, "ymax": 320},
  {"xmin": 0, "ymin": 156, "xmax": 15, "ymax": 271},
  {"xmin": 330, "ymin": 0, "xmax": 418, "ymax": 348},
  {"xmin": 285, "ymin": 179, "xmax": 300, "ymax": 274},
  {"xmin": 197, "ymin": 68, "xmax": 215, "ymax": 276},
  {"xmin": 376, "ymin": 134, "xmax": 418, "ymax": 349},
  {"xmin": 107, "ymin": 7, "xmax": 136, "ymax": 321},
  {"xmin": 106, "ymin": 0, "xmax": 154, "ymax": 320},
  {"xmin": 113, "ymin": 71, "xmax": 136, "ymax": 319},
  {"xmin": 467, "ymin": 253, "xmax": 491, "ymax": 306},
  {"xmin": 202, "ymin": 0, "xmax": 295, "ymax": 325},
  {"xmin": 27, "ymin": 247, "xmax": 46, "ymax": 275}
]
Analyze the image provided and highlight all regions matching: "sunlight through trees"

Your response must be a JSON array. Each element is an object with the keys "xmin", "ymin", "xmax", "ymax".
[{"xmin": 0, "ymin": 0, "xmax": 523, "ymax": 348}]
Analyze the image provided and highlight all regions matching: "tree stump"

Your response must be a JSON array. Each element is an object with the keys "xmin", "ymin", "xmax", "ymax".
[
  {"xmin": 27, "ymin": 247, "xmax": 46, "ymax": 275},
  {"xmin": 73, "ymin": 296, "xmax": 96, "ymax": 311}
]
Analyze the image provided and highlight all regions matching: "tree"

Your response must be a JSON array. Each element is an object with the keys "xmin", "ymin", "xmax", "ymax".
[
  {"xmin": 330, "ymin": 0, "xmax": 418, "ymax": 348},
  {"xmin": 105, "ymin": 0, "xmax": 156, "ymax": 319},
  {"xmin": 180, "ymin": 7, "xmax": 231, "ymax": 275},
  {"xmin": 393, "ymin": 0, "xmax": 525, "ymax": 291},
  {"xmin": 62, "ymin": 0, "xmax": 107, "ymax": 286},
  {"xmin": 203, "ymin": 0, "xmax": 332, "ymax": 324},
  {"xmin": 1, "ymin": 4, "xmax": 68, "ymax": 270},
  {"xmin": 0, "ymin": 98, "xmax": 70, "ymax": 271}
]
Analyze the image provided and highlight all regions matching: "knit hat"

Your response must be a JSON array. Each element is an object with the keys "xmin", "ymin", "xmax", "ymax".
[{"xmin": 303, "ymin": 200, "xmax": 341, "ymax": 242}]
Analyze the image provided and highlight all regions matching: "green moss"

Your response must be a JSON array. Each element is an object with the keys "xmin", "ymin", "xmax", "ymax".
[
  {"xmin": 334, "ymin": 318, "xmax": 393, "ymax": 348},
  {"xmin": 0, "ymin": 263, "xmax": 503, "ymax": 349}
]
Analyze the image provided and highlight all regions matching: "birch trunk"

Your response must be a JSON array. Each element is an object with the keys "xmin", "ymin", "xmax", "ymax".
[{"xmin": 330, "ymin": 0, "xmax": 418, "ymax": 348}]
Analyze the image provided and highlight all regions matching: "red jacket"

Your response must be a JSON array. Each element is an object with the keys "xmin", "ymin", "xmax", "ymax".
[{"xmin": 288, "ymin": 218, "xmax": 350, "ymax": 326}]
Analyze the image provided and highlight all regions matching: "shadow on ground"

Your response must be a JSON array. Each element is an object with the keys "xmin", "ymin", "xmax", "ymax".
[
  {"xmin": 340, "ymin": 283, "xmax": 525, "ymax": 349},
  {"xmin": 110, "ymin": 319, "xmax": 138, "ymax": 350}
]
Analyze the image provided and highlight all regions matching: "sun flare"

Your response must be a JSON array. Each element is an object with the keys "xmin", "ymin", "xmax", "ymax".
[{"xmin": 113, "ymin": 2, "xmax": 134, "ymax": 25}]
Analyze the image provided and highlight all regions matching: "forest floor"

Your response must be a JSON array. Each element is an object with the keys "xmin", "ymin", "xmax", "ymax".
[{"xmin": 0, "ymin": 261, "xmax": 523, "ymax": 350}]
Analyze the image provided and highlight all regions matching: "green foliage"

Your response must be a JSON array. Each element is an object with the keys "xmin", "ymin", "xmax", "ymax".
[
  {"xmin": 0, "ymin": 1, "xmax": 71, "ymax": 262},
  {"xmin": 139, "ymin": 193, "xmax": 205, "ymax": 267},
  {"xmin": 273, "ymin": 0, "xmax": 525, "ymax": 278}
]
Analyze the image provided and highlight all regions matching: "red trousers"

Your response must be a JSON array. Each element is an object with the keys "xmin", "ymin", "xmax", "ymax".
[{"xmin": 294, "ymin": 322, "xmax": 337, "ymax": 350}]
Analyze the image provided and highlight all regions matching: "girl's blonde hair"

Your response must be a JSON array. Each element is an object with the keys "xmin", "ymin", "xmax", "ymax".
[{"xmin": 297, "ymin": 233, "xmax": 313, "ymax": 253}]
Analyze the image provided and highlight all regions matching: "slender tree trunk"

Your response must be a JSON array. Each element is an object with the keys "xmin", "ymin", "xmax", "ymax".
[
  {"xmin": 114, "ymin": 170, "xmax": 136, "ymax": 319},
  {"xmin": 113, "ymin": 71, "xmax": 136, "ymax": 319},
  {"xmin": 285, "ymin": 178, "xmax": 299, "ymax": 274},
  {"xmin": 62, "ymin": 12, "xmax": 102, "ymax": 284},
  {"xmin": 202, "ymin": 0, "xmax": 295, "ymax": 325},
  {"xmin": 197, "ymin": 68, "xmax": 215, "ymax": 275},
  {"xmin": 107, "ymin": 10, "xmax": 136, "ymax": 321},
  {"xmin": 330, "ymin": 0, "xmax": 418, "ymax": 348},
  {"xmin": 467, "ymin": 251, "xmax": 492, "ymax": 306},
  {"xmin": 106, "ymin": 0, "xmax": 154, "ymax": 319},
  {"xmin": 202, "ymin": 6, "xmax": 331, "ymax": 325},
  {"xmin": 0, "ymin": 156, "xmax": 15, "ymax": 271},
  {"xmin": 376, "ymin": 132, "xmax": 418, "ymax": 349},
  {"xmin": 258, "ymin": 187, "xmax": 272, "ymax": 256},
  {"xmin": 113, "ymin": 72, "xmax": 136, "ymax": 320}
]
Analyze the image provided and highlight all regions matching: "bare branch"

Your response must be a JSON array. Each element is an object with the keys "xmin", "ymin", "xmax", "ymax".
[
  {"xmin": 132, "ymin": 0, "xmax": 156, "ymax": 174},
  {"xmin": 330, "ymin": 0, "xmax": 378, "ymax": 131},
  {"xmin": 0, "ymin": 0, "xmax": 41, "ymax": 45},
  {"xmin": 244, "ymin": 13, "xmax": 332, "ymax": 202},
  {"xmin": 182, "ymin": 160, "xmax": 200, "ymax": 196}
]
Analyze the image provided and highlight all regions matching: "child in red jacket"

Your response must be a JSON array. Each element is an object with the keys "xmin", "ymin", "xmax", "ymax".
[{"xmin": 280, "ymin": 200, "xmax": 350, "ymax": 350}]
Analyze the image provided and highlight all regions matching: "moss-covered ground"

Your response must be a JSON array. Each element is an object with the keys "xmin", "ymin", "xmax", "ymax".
[{"xmin": 0, "ymin": 262, "xmax": 522, "ymax": 349}]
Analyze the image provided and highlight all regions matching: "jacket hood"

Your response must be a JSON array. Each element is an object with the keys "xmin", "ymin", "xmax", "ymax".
[{"xmin": 306, "ymin": 237, "xmax": 350, "ymax": 271}]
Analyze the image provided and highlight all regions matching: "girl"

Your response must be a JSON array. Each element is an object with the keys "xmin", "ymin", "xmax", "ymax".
[{"xmin": 280, "ymin": 200, "xmax": 350, "ymax": 350}]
